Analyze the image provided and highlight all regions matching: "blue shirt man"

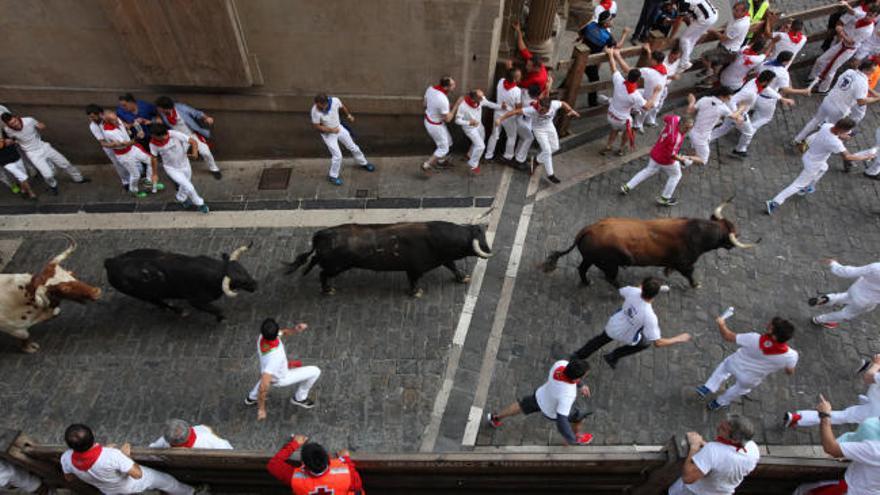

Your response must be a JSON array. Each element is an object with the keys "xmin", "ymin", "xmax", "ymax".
[{"xmin": 117, "ymin": 93, "xmax": 157, "ymax": 143}]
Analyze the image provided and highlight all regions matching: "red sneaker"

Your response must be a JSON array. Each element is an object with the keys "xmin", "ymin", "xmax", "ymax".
[
  {"xmin": 576, "ymin": 433, "xmax": 593, "ymax": 445},
  {"xmin": 288, "ymin": 360, "xmax": 302, "ymax": 369},
  {"xmin": 471, "ymin": 166, "xmax": 481, "ymax": 175},
  {"xmin": 784, "ymin": 412, "xmax": 801, "ymax": 428},
  {"xmin": 812, "ymin": 317, "xmax": 839, "ymax": 329},
  {"xmin": 486, "ymin": 413, "xmax": 502, "ymax": 428}
]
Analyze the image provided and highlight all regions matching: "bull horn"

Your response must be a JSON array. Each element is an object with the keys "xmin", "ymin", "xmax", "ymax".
[
  {"xmin": 50, "ymin": 235, "xmax": 77, "ymax": 264},
  {"xmin": 729, "ymin": 233, "xmax": 758, "ymax": 249},
  {"xmin": 472, "ymin": 239, "xmax": 493, "ymax": 259},
  {"xmin": 222, "ymin": 276, "xmax": 238, "ymax": 298},
  {"xmin": 229, "ymin": 241, "xmax": 253, "ymax": 262},
  {"xmin": 712, "ymin": 195, "xmax": 736, "ymax": 220}
]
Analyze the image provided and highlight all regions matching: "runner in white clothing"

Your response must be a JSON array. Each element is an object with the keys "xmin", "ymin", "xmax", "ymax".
[
  {"xmin": 149, "ymin": 419, "xmax": 233, "ymax": 450},
  {"xmin": 455, "ymin": 89, "xmax": 501, "ymax": 175},
  {"xmin": 497, "ymin": 97, "xmax": 579, "ymax": 183},
  {"xmin": 809, "ymin": 258, "xmax": 880, "ymax": 328},
  {"xmin": 97, "ymin": 109, "xmax": 157, "ymax": 198},
  {"xmin": 786, "ymin": 355, "xmax": 880, "ymax": 429},
  {"xmin": 311, "ymin": 93, "xmax": 376, "ymax": 186},
  {"xmin": 86, "ymin": 104, "xmax": 129, "ymax": 190},
  {"xmin": 637, "ymin": 42, "xmax": 685, "ymax": 129},
  {"xmin": 629, "ymin": 50, "xmax": 669, "ymax": 133},
  {"xmin": 710, "ymin": 71, "xmax": 791, "ymax": 158},
  {"xmin": 685, "ymin": 89, "xmax": 739, "ymax": 164},
  {"xmin": 61, "ymin": 424, "xmax": 195, "ymax": 495},
  {"xmin": 696, "ymin": 315, "xmax": 797, "ymax": 411},
  {"xmin": 678, "ymin": 0, "xmax": 720, "ymax": 70},
  {"xmin": 602, "ymin": 47, "xmax": 656, "ymax": 156},
  {"xmin": 767, "ymin": 119, "xmax": 875, "ymax": 214},
  {"xmin": 698, "ymin": 1, "xmax": 752, "ymax": 86},
  {"xmin": 768, "ymin": 19, "xmax": 807, "ymax": 64},
  {"xmin": 149, "ymin": 123, "xmax": 208, "ymax": 213},
  {"xmin": 245, "ymin": 318, "xmax": 322, "ymax": 420},
  {"xmin": 487, "ymin": 358, "xmax": 594, "ymax": 445},
  {"xmin": 716, "ymin": 38, "xmax": 769, "ymax": 92},
  {"xmin": 0, "ymin": 460, "xmax": 42, "ymax": 493},
  {"xmin": 513, "ymin": 84, "xmax": 544, "ymax": 171},
  {"xmin": 1, "ymin": 112, "xmax": 87, "ymax": 194},
  {"xmin": 485, "ymin": 68, "xmax": 523, "ymax": 162},
  {"xmin": 422, "ymin": 76, "xmax": 464, "ymax": 175},
  {"xmin": 810, "ymin": 10, "xmax": 877, "ymax": 93}
]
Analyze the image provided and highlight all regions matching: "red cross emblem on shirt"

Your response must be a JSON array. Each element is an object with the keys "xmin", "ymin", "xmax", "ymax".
[
  {"xmin": 309, "ymin": 487, "xmax": 334, "ymax": 495},
  {"xmin": 742, "ymin": 56, "xmax": 754, "ymax": 66}
]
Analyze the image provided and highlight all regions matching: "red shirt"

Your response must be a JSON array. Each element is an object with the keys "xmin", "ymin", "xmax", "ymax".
[
  {"xmin": 518, "ymin": 47, "xmax": 549, "ymax": 92},
  {"xmin": 267, "ymin": 438, "xmax": 365, "ymax": 494},
  {"xmin": 649, "ymin": 114, "xmax": 685, "ymax": 165}
]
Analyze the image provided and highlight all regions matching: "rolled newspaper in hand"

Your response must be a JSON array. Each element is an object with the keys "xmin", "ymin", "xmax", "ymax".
[
  {"xmin": 855, "ymin": 147, "xmax": 878, "ymax": 160},
  {"xmin": 720, "ymin": 307, "xmax": 735, "ymax": 321}
]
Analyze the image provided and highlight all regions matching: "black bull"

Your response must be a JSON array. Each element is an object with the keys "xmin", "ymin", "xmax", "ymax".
[
  {"xmin": 284, "ymin": 222, "xmax": 493, "ymax": 296},
  {"xmin": 104, "ymin": 245, "xmax": 257, "ymax": 321}
]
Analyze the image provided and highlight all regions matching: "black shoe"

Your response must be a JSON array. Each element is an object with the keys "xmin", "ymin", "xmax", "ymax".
[
  {"xmin": 514, "ymin": 161, "xmax": 528, "ymax": 172},
  {"xmin": 730, "ymin": 150, "xmax": 748, "ymax": 159},
  {"xmin": 211, "ymin": 170, "xmax": 223, "ymax": 180},
  {"xmin": 49, "ymin": 186, "xmax": 59, "ymax": 196},
  {"xmin": 121, "ymin": 184, "xmax": 130, "ymax": 193},
  {"xmin": 291, "ymin": 397, "xmax": 315, "ymax": 409},
  {"xmin": 547, "ymin": 175, "xmax": 561, "ymax": 184},
  {"xmin": 602, "ymin": 353, "xmax": 617, "ymax": 370},
  {"xmin": 244, "ymin": 396, "xmax": 256, "ymax": 406},
  {"xmin": 77, "ymin": 177, "xmax": 92, "ymax": 184},
  {"xmin": 865, "ymin": 172, "xmax": 880, "ymax": 180},
  {"xmin": 808, "ymin": 294, "xmax": 829, "ymax": 306},
  {"xmin": 569, "ymin": 409, "xmax": 593, "ymax": 422}
]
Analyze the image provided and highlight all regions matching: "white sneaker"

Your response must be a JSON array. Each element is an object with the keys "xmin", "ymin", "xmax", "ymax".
[{"xmin": 597, "ymin": 94, "xmax": 610, "ymax": 105}]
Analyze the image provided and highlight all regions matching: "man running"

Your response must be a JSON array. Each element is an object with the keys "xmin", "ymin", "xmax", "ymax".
[
  {"xmin": 685, "ymin": 89, "xmax": 739, "ymax": 165},
  {"xmin": 809, "ymin": 258, "xmax": 880, "ymax": 329},
  {"xmin": 311, "ymin": 93, "xmax": 376, "ymax": 185},
  {"xmin": 785, "ymin": 354, "xmax": 880, "ymax": 429},
  {"xmin": 155, "ymin": 96, "xmax": 222, "ymax": 179},
  {"xmin": 149, "ymin": 123, "xmax": 209, "ymax": 213},
  {"xmin": 678, "ymin": 0, "xmax": 720, "ymax": 70},
  {"xmin": 810, "ymin": 7, "xmax": 877, "ymax": 93},
  {"xmin": 98, "ymin": 109, "xmax": 157, "ymax": 198}
]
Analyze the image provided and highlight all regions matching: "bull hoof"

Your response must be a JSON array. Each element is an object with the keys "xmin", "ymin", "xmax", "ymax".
[
  {"xmin": 457, "ymin": 276, "xmax": 471, "ymax": 284},
  {"xmin": 21, "ymin": 341, "xmax": 39, "ymax": 353},
  {"xmin": 322, "ymin": 288, "xmax": 336, "ymax": 296},
  {"xmin": 411, "ymin": 288, "xmax": 424, "ymax": 298}
]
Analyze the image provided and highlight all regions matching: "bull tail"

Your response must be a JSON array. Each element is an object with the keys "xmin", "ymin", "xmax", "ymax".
[
  {"xmin": 283, "ymin": 247, "xmax": 315, "ymax": 275},
  {"xmin": 541, "ymin": 237, "xmax": 581, "ymax": 273}
]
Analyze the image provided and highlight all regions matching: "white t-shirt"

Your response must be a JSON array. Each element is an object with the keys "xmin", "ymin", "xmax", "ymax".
[
  {"xmin": 725, "ymin": 333, "xmax": 798, "ymax": 386},
  {"xmin": 684, "ymin": 0, "xmax": 718, "ymax": 24},
  {"xmin": 608, "ymin": 72, "xmax": 647, "ymax": 120},
  {"xmin": 424, "ymin": 86, "xmax": 450, "ymax": 124},
  {"xmin": 721, "ymin": 16, "xmax": 751, "ymax": 51},
  {"xmin": 758, "ymin": 61, "xmax": 791, "ymax": 93},
  {"xmin": 844, "ymin": 18, "xmax": 876, "ymax": 47},
  {"xmin": 691, "ymin": 96, "xmax": 732, "ymax": 138},
  {"xmin": 149, "ymin": 130, "xmax": 192, "ymax": 169},
  {"xmin": 592, "ymin": 1, "xmax": 617, "ymax": 22},
  {"xmin": 720, "ymin": 49, "xmax": 765, "ymax": 90},
  {"xmin": 3, "ymin": 117, "xmax": 46, "ymax": 153},
  {"xmin": 831, "ymin": 261, "xmax": 880, "ymax": 307},
  {"xmin": 522, "ymin": 100, "xmax": 563, "ymax": 133},
  {"xmin": 825, "ymin": 69, "xmax": 869, "ymax": 113},
  {"xmin": 687, "ymin": 440, "xmax": 760, "ymax": 495},
  {"xmin": 663, "ymin": 55, "xmax": 683, "ymax": 80},
  {"xmin": 61, "ymin": 447, "xmax": 136, "ymax": 494},
  {"xmin": 841, "ymin": 440, "xmax": 880, "ymax": 494},
  {"xmin": 98, "ymin": 124, "xmax": 132, "ymax": 155},
  {"xmin": 257, "ymin": 335, "xmax": 288, "ymax": 381},
  {"xmin": 803, "ymin": 123, "xmax": 846, "ymax": 165},
  {"xmin": 149, "ymin": 425, "xmax": 234, "ymax": 450},
  {"xmin": 604, "ymin": 286, "xmax": 661, "ymax": 345},
  {"xmin": 771, "ymin": 31, "xmax": 807, "ymax": 60},
  {"xmin": 841, "ymin": 5, "xmax": 868, "ymax": 29},
  {"xmin": 729, "ymin": 79, "xmax": 778, "ymax": 114},
  {"xmin": 310, "ymin": 96, "xmax": 342, "ymax": 131},
  {"xmin": 639, "ymin": 66, "xmax": 668, "ymax": 101},
  {"xmin": 534, "ymin": 359, "xmax": 578, "ymax": 419},
  {"xmin": 495, "ymin": 78, "xmax": 522, "ymax": 114},
  {"xmin": 455, "ymin": 98, "xmax": 500, "ymax": 128}
]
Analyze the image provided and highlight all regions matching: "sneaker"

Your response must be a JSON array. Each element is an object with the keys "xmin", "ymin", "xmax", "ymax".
[
  {"xmin": 730, "ymin": 150, "xmax": 748, "ymax": 159},
  {"xmin": 471, "ymin": 166, "xmax": 481, "ymax": 175},
  {"xmin": 597, "ymin": 94, "xmax": 610, "ymax": 105},
  {"xmin": 211, "ymin": 170, "xmax": 223, "ymax": 180},
  {"xmin": 602, "ymin": 353, "xmax": 617, "ymax": 370},
  {"xmin": 181, "ymin": 200, "xmax": 194, "ymax": 209},
  {"xmin": 765, "ymin": 200, "xmax": 780, "ymax": 215},
  {"xmin": 657, "ymin": 196, "xmax": 678, "ymax": 206},
  {"xmin": 695, "ymin": 385, "xmax": 711, "ymax": 399},
  {"xmin": 796, "ymin": 141, "xmax": 808, "ymax": 154},
  {"xmin": 328, "ymin": 176, "xmax": 343, "ymax": 186},
  {"xmin": 362, "ymin": 163, "xmax": 376, "ymax": 172},
  {"xmin": 513, "ymin": 161, "xmax": 528, "ymax": 172},
  {"xmin": 135, "ymin": 191, "xmax": 148, "ymax": 198},
  {"xmin": 154, "ymin": 182, "xmax": 165, "ymax": 191},
  {"xmin": 244, "ymin": 396, "xmax": 257, "ymax": 406},
  {"xmin": 634, "ymin": 126, "xmax": 645, "ymax": 135},
  {"xmin": 287, "ymin": 359, "xmax": 303, "ymax": 369},
  {"xmin": 76, "ymin": 177, "xmax": 92, "ymax": 184},
  {"xmin": 707, "ymin": 399, "xmax": 725, "ymax": 411},
  {"xmin": 198, "ymin": 204, "xmax": 210, "ymax": 214},
  {"xmin": 576, "ymin": 432, "xmax": 594, "ymax": 445},
  {"xmin": 645, "ymin": 121, "xmax": 658, "ymax": 128},
  {"xmin": 421, "ymin": 161, "xmax": 433, "ymax": 175},
  {"xmin": 784, "ymin": 411, "xmax": 801, "ymax": 428},
  {"xmin": 808, "ymin": 294, "xmax": 829, "ymax": 306},
  {"xmin": 864, "ymin": 172, "xmax": 880, "ymax": 181},
  {"xmin": 812, "ymin": 316, "xmax": 839, "ymax": 329},
  {"xmin": 121, "ymin": 184, "xmax": 130, "ymax": 193},
  {"xmin": 858, "ymin": 358, "xmax": 871, "ymax": 374},
  {"xmin": 619, "ymin": 184, "xmax": 630, "ymax": 195},
  {"xmin": 49, "ymin": 186, "xmax": 59, "ymax": 196},
  {"xmin": 10, "ymin": 185, "xmax": 20, "ymax": 194},
  {"xmin": 486, "ymin": 413, "xmax": 503, "ymax": 428},
  {"xmin": 547, "ymin": 175, "xmax": 561, "ymax": 184},
  {"xmin": 291, "ymin": 397, "xmax": 316, "ymax": 409}
]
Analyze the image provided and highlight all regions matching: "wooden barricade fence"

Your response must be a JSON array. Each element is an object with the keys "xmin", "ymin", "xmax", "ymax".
[
  {"xmin": 557, "ymin": 0, "xmax": 856, "ymax": 136},
  {"xmin": 0, "ymin": 428, "xmax": 849, "ymax": 494}
]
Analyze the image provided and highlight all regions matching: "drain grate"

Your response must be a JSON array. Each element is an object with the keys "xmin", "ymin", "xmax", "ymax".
[{"xmin": 258, "ymin": 167, "xmax": 292, "ymax": 190}]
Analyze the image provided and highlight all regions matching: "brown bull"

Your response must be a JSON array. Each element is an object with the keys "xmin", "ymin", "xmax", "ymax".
[
  {"xmin": 542, "ymin": 200, "xmax": 757, "ymax": 288},
  {"xmin": 0, "ymin": 237, "xmax": 101, "ymax": 353}
]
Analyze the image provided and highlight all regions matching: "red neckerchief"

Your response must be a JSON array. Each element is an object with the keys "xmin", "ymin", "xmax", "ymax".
[
  {"xmin": 755, "ymin": 80, "xmax": 766, "ymax": 93},
  {"xmin": 624, "ymin": 81, "xmax": 639, "ymax": 94},
  {"xmin": 165, "ymin": 108, "xmax": 178, "ymax": 126},
  {"xmin": 502, "ymin": 79, "xmax": 517, "ymax": 90},
  {"xmin": 71, "ymin": 444, "xmax": 103, "ymax": 471},
  {"xmin": 150, "ymin": 135, "xmax": 170, "ymax": 147},
  {"xmin": 552, "ymin": 366, "xmax": 580, "ymax": 384},
  {"xmin": 101, "ymin": 121, "xmax": 118, "ymax": 131},
  {"xmin": 715, "ymin": 436, "xmax": 745, "ymax": 452},
  {"xmin": 651, "ymin": 64, "xmax": 668, "ymax": 75},
  {"xmin": 432, "ymin": 84, "xmax": 449, "ymax": 94},
  {"xmin": 759, "ymin": 334, "xmax": 789, "ymax": 355},
  {"xmin": 172, "ymin": 428, "xmax": 197, "ymax": 448},
  {"xmin": 742, "ymin": 48, "xmax": 758, "ymax": 56},
  {"xmin": 787, "ymin": 31, "xmax": 803, "ymax": 44},
  {"xmin": 464, "ymin": 96, "xmax": 479, "ymax": 108},
  {"xmin": 599, "ymin": 0, "xmax": 613, "ymax": 10},
  {"xmin": 856, "ymin": 17, "xmax": 876, "ymax": 29},
  {"xmin": 259, "ymin": 337, "xmax": 280, "ymax": 355}
]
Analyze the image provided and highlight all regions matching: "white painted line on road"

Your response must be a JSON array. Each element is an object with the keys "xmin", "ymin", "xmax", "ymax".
[
  {"xmin": 525, "ymin": 169, "xmax": 541, "ymax": 198},
  {"xmin": 0, "ymin": 207, "xmax": 492, "ymax": 232},
  {"xmin": 461, "ymin": 202, "xmax": 533, "ymax": 447},
  {"xmin": 419, "ymin": 168, "xmax": 513, "ymax": 452}
]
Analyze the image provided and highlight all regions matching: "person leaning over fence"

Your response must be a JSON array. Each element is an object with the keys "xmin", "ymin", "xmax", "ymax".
[
  {"xmin": 667, "ymin": 415, "xmax": 760, "ymax": 495},
  {"xmin": 0, "ymin": 460, "xmax": 44, "ymax": 494},
  {"xmin": 267, "ymin": 434, "xmax": 365, "ymax": 495},
  {"xmin": 149, "ymin": 419, "xmax": 233, "ymax": 450}
]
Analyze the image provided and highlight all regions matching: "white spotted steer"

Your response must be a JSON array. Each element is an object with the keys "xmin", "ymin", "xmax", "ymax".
[{"xmin": 0, "ymin": 237, "xmax": 101, "ymax": 353}]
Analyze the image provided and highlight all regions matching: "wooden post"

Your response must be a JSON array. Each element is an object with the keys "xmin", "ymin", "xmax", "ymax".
[
  {"xmin": 557, "ymin": 43, "xmax": 591, "ymax": 136},
  {"xmin": 631, "ymin": 436, "xmax": 689, "ymax": 495}
]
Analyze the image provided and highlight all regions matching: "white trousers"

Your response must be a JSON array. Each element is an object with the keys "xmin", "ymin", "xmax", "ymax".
[
  {"xmin": 515, "ymin": 118, "xmax": 534, "ymax": 163},
  {"xmin": 794, "ymin": 99, "xmax": 849, "ymax": 143},
  {"xmin": 667, "ymin": 478, "xmax": 697, "ymax": 495},
  {"xmin": 164, "ymin": 165, "xmax": 204, "ymax": 206},
  {"xmin": 866, "ymin": 128, "xmax": 880, "ymax": 175},
  {"xmin": 710, "ymin": 115, "xmax": 754, "ymax": 153},
  {"xmin": 533, "ymin": 127, "xmax": 560, "ymax": 176},
  {"xmin": 637, "ymin": 87, "xmax": 668, "ymax": 128},
  {"xmin": 192, "ymin": 139, "xmax": 219, "ymax": 172},
  {"xmin": 626, "ymin": 158, "xmax": 682, "ymax": 198},
  {"xmin": 462, "ymin": 124, "xmax": 486, "ymax": 168},
  {"xmin": 0, "ymin": 460, "xmax": 41, "ymax": 492},
  {"xmin": 849, "ymin": 102, "xmax": 867, "ymax": 125},
  {"xmin": 741, "ymin": 97, "xmax": 778, "ymax": 151},
  {"xmin": 124, "ymin": 465, "xmax": 194, "ymax": 495},
  {"xmin": 772, "ymin": 162, "xmax": 828, "ymax": 205},
  {"xmin": 687, "ymin": 131, "xmax": 712, "ymax": 164},
  {"xmin": 3, "ymin": 159, "xmax": 28, "ymax": 183},
  {"xmin": 796, "ymin": 400, "xmax": 880, "ymax": 427},
  {"xmin": 704, "ymin": 356, "xmax": 762, "ymax": 406},
  {"xmin": 424, "ymin": 120, "xmax": 452, "ymax": 159},
  {"xmin": 248, "ymin": 365, "xmax": 321, "ymax": 403},
  {"xmin": 320, "ymin": 127, "xmax": 367, "ymax": 178},
  {"xmin": 810, "ymin": 43, "xmax": 856, "ymax": 93},
  {"xmin": 679, "ymin": 19, "xmax": 717, "ymax": 65},
  {"xmin": 485, "ymin": 112, "xmax": 518, "ymax": 160},
  {"xmin": 815, "ymin": 290, "xmax": 877, "ymax": 324},
  {"xmin": 118, "ymin": 146, "xmax": 153, "ymax": 193},
  {"xmin": 23, "ymin": 143, "xmax": 82, "ymax": 188},
  {"xmin": 103, "ymin": 148, "xmax": 130, "ymax": 186}
]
